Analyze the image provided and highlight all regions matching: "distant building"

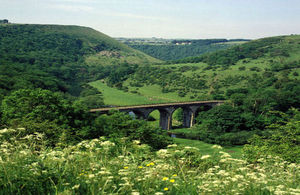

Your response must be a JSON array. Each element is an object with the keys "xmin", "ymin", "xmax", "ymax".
[{"xmin": 0, "ymin": 19, "xmax": 9, "ymax": 24}]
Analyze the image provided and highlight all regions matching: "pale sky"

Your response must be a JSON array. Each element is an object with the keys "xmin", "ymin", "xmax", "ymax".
[{"xmin": 1, "ymin": 0, "xmax": 300, "ymax": 39}]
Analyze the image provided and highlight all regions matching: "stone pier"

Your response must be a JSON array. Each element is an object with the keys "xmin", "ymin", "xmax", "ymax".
[{"xmin": 90, "ymin": 100, "xmax": 224, "ymax": 130}]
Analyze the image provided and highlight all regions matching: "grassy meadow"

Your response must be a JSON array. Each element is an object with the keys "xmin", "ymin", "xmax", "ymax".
[
  {"xmin": 89, "ymin": 80, "xmax": 196, "ymax": 106},
  {"xmin": 89, "ymin": 80, "xmax": 166, "ymax": 106},
  {"xmin": 173, "ymin": 138, "xmax": 243, "ymax": 159}
]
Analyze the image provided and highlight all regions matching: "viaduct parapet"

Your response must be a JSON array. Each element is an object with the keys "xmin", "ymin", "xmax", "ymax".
[{"xmin": 90, "ymin": 100, "xmax": 224, "ymax": 130}]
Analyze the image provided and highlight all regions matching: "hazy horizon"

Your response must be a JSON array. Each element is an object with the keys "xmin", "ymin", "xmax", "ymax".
[{"xmin": 1, "ymin": 0, "xmax": 300, "ymax": 39}]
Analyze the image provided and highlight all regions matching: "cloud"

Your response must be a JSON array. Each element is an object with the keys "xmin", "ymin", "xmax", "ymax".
[
  {"xmin": 103, "ymin": 12, "xmax": 169, "ymax": 22},
  {"xmin": 51, "ymin": 4, "xmax": 94, "ymax": 12},
  {"xmin": 52, "ymin": 0, "xmax": 96, "ymax": 3}
]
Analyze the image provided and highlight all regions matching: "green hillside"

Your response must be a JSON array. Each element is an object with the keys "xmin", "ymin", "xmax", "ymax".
[
  {"xmin": 124, "ymin": 38, "xmax": 249, "ymax": 61},
  {"xmin": 112, "ymin": 35, "xmax": 300, "ymax": 102},
  {"xmin": 90, "ymin": 35, "xmax": 300, "ymax": 107},
  {"xmin": 91, "ymin": 35, "xmax": 300, "ymax": 146},
  {"xmin": 0, "ymin": 23, "xmax": 160, "ymax": 100}
]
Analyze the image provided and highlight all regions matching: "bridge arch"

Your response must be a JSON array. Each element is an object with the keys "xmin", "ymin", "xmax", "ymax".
[
  {"xmin": 132, "ymin": 107, "xmax": 176, "ymax": 130},
  {"xmin": 90, "ymin": 100, "xmax": 224, "ymax": 130},
  {"xmin": 133, "ymin": 106, "xmax": 200, "ymax": 130}
]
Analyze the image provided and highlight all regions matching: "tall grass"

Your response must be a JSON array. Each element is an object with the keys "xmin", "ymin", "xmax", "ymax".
[{"xmin": 0, "ymin": 128, "xmax": 299, "ymax": 194}]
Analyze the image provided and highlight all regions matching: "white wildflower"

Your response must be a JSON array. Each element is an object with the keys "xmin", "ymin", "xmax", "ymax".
[
  {"xmin": 100, "ymin": 141, "xmax": 115, "ymax": 147},
  {"xmin": 212, "ymin": 144, "xmax": 222, "ymax": 149},
  {"xmin": 88, "ymin": 174, "xmax": 95, "ymax": 179},
  {"xmin": 72, "ymin": 184, "xmax": 80, "ymax": 190},
  {"xmin": 217, "ymin": 170, "xmax": 226, "ymax": 176},
  {"xmin": 133, "ymin": 140, "xmax": 140, "ymax": 145},
  {"xmin": 201, "ymin": 155, "xmax": 211, "ymax": 160},
  {"xmin": 167, "ymin": 144, "xmax": 178, "ymax": 148}
]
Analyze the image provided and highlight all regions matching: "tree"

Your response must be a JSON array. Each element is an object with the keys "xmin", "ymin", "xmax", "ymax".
[
  {"xmin": 93, "ymin": 111, "xmax": 172, "ymax": 149},
  {"xmin": 196, "ymin": 104, "xmax": 244, "ymax": 134},
  {"xmin": 1, "ymin": 88, "xmax": 70, "ymax": 125},
  {"xmin": 243, "ymin": 109, "xmax": 300, "ymax": 163}
]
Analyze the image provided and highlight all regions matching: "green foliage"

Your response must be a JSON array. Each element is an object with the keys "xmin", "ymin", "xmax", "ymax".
[
  {"xmin": 0, "ymin": 133, "xmax": 299, "ymax": 194},
  {"xmin": 76, "ymin": 95, "xmax": 104, "ymax": 109},
  {"xmin": 173, "ymin": 137, "xmax": 243, "ymax": 159},
  {"xmin": 76, "ymin": 84, "xmax": 104, "ymax": 109},
  {"xmin": 129, "ymin": 65, "xmax": 208, "ymax": 95},
  {"xmin": 194, "ymin": 104, "xmax": 266, "ymax": 145},
  {"xmin": 243, "ymin": 109, "xmax": 300, "ymax": 163},
  {"xmin": 0, "ymin": 88, "xmax": 97, "ymax": 145},
  {"xmin": 174, "ymin": 36, "xmax": 285, "ymax": 66},
  {"xmin": 0, "ymin": 24, "xmax": 159, "ymax": 99},
  {"xmin": 93, "ymin": 111, "xmax": 172, "ymax": 149},
  {"xmin": 1, "ymin": 89, "xmax": 70, "ymax": 124},
  {"xmin": 197, "ymin": 104, "xmax": 245, "ymax": 134},
  {"xmin": 130, "ymin": 41, "xmax": 233, "ymax": 61},
  {"xmin": 106, "ymin": 63, "xmax": 138, "ymax": 86},
  {"xmin": 173, "ymin": 108, "xmax": 183, "ymax": 122},
  {"xmin": 238, "ymin": 66, "xmax": 246, "ymax": 71}
]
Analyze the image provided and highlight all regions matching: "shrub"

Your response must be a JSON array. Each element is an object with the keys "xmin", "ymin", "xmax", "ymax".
[
  {"xmin": 215, "ymin": 131, "xmax": 255, "ymax": 145},
  {"xmin": 196, "ymin": 104, "xmax": 244, "ymax": 134},
  {"xmin": 94, "ymin": 111, "xmax": 172, "ymax": 149},
  {"xmin": 178, "ymin": 91, "xmax": 186, "ymax": 97},
  {"xmin": 239, "ymin": 66, "xmax": 246, "ymax": 71},
  {"xmin": 249, "ymin": 66, "xmax": 261, "ymax": 72},
  {"xmin": 1, "ymin": 89, "xmax": 70, "ymax": 125},
  {"xmin": 243, "ymin": 109, "xmax": 300, "ymax": 163}
]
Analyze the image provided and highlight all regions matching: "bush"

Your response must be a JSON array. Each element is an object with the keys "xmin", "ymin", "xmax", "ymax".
[
  {"xmin": 178, "ymin": 91, "xmax": 186, "ymax": 97},
  {"xmin": 238, "ymin": 66, "xmax": 246, "ymax": 71},
  {"xmin": 215, "ymin": 131, "xmax": 255, "ymax": 146},
  {"xmin": 0, "ymin": 88, "xmax": 99, "ymax": 146},
  {"xmin": 243, "ymin": 109, "xmax": 300, "ymax": 163},
  {"xmin": 1, "ymin": 89, "xmax": 71, "ymax": 125},
  {"xmin": 249, "ymin": 66, "xmax": 261, "ymax": 72},
  {"xmin": 196, "ymin": 104, "xmax": 244, "ymax": 134},
  {"xmin": 195, "ymin": 129, "xmax": 255, "ymax": 146},
  {"xmin": 94, "ymin": 111, "xmax": 172, "ymax": 149},
  {"xmin": 194, "ymin": 104, "xmax": 264, "ymax": 145}
]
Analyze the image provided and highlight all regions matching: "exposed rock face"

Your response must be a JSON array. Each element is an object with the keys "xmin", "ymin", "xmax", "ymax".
[{"xmin": 98, "ymin": 50, "xmax": 122, "ymax": 58}]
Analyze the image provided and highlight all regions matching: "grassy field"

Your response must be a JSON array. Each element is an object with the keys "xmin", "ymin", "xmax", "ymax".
[
  {"xmin": 89, "ymin": 80, "xmax": 167, "ymax": 106},
  {"xmin": 90, "ymin": 80, "xmax": 201, "ymax": 106},
  {"xmin": 215, "ymin": 41, "xmax": 249, "ymax": 45},
  {"xmin": 123, "ymin": 82, "xmax": 193, "ymax": 102},
  {"xmin": 174, "ymin": 138, "xmax": 243, "ymax": 159}
]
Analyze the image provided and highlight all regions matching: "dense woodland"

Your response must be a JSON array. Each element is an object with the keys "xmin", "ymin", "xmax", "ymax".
[
  {"xmin": 0, "ymin": 24, "xmax": 171, "ymax": 148},
  {"xmin": 0, "ymin": 23, "xmax": 299, "ymax": 194},
  {"xmin": 125, "ymin": 38, "xmax": 249, "ymax": 61}
]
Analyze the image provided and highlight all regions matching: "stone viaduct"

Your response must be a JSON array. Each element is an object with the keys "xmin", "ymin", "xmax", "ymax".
[{"xmin": 90, "ymin": 100, "xmax": 224, "ymax": 130}]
